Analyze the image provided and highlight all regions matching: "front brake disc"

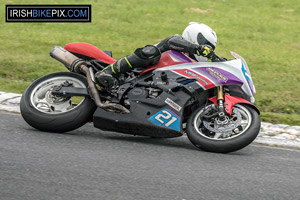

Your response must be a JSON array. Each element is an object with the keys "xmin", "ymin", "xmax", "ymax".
[{"xmin": 203, "ymin": 108, "xmax": 242, "ymax": 133}]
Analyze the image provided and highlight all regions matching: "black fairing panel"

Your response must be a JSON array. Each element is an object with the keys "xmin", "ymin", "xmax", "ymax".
[{"xmin": 93, "ymin": 90, "xmax": 190, "ymax": 138}]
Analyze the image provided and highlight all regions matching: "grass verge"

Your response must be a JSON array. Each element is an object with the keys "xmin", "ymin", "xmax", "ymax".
[{"xmin": 0, "ymin": 0, "xmax": 299, "ymax": 125}]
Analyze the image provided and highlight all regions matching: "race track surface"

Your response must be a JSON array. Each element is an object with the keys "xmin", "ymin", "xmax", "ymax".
[{"xmin": 1, "ymin": 112, "xmax": 300, "ymax": 200}]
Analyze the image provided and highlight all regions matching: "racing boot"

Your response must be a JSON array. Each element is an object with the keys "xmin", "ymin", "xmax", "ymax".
[{"xmin": 95, "ymin": 65, "xmax": 119, "ymax": 91}]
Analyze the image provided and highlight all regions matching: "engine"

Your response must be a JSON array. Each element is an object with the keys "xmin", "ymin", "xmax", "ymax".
[
  {"xmin": 127, "ymin": 88, "xmax": 148, "ymax": 99},
  {"xmin": 124, "ymin": 87, "xmax": 162, "ymax": 107}
]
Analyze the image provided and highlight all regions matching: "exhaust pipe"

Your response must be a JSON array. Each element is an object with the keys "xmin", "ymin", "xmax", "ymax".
[
  {"xmin": 50, "ymin": 46, "xmax": 80, "ymax": 71},
  {"xmin": 77, "ymin": 65, "xmax": 130, "ymax": 113},
  {"xmin": 49, "ymin": 46, "xmax": 130, "ymax": 114}
]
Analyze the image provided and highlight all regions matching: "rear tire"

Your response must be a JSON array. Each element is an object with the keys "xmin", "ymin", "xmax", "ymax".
[
  {"xmin": 20, "ymin": 72, "xmax": 96, "ymax": 133},
  {"xmin": 186, "ymin": 103, "xmax": 260, "ymax": 153}
]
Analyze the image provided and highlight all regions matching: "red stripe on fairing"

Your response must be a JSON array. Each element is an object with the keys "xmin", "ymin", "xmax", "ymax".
[
  {"xmin": 140, "ymin": 51, "xmax": 196, "ymax": 74},
  {"xmin": 171, "ymin": 70, "xmax": 206, "ymax": 90},
  {"xmin": 173, "ymin": 69, "xmax": 216, "ymax": 89}
]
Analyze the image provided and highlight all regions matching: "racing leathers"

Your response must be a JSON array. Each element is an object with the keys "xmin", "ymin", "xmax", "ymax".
[{"xmin": 95, "ymin": 34, "xmax": 213, "ymax": 90}]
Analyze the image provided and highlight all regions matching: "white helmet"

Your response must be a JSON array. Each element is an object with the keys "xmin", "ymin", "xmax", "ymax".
[{"xmin": 182, "ymin": 22, "xmax": 217, "ymax": 61}]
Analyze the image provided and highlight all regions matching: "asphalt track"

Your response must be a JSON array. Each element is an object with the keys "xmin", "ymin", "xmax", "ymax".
[{"xmin": 1, "ymin": 112, "xmax": 300, "ymax": 200}]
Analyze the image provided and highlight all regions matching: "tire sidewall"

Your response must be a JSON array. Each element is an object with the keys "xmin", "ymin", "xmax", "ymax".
[
  {"xmin": 20, "ymin": 72, "xmax": 96, "ymax": 133},
  {"xmin": 186, "ymin": 103, "xmax": 261, "ymax": 153}
]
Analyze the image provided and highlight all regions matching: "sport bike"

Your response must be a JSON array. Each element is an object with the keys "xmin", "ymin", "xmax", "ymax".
[{"xmin": 20, "ymin": 43, "xmax": 260, "ymax": 153}]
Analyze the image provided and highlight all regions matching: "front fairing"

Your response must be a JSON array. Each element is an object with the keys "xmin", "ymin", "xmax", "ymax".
[
  {"xmin": 230, "ymin": 51, "xmax": 256, "ymax": 95},
  {"xmin": 154, "ymin": 53, "xmax": 256, "ymax": 103}
]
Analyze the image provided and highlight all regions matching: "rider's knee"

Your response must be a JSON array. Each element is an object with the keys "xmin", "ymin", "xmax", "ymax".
[{"xmin": 128, "ymin": 45, "xmax": 161, "ymax": 68}]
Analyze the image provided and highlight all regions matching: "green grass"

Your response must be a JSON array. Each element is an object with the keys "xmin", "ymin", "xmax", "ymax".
[{"xmin": 0, "ymin": 0, "xmax": 299, "ymax": 125}]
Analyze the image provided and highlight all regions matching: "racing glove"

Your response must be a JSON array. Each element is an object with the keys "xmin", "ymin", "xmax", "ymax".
[{"xmin": 196, "ymin": 45, "xmax": 214, "ymax": 58}]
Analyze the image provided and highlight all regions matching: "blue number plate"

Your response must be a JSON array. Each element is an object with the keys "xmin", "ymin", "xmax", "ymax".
[{"xmin": 148, "ymin": 109, "xmax": 180, "ymax": 132}]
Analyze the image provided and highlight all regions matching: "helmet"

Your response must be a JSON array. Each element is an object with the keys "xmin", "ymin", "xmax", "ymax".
[
  {"xmin": 182, "ymin": 22, "xmax": 217, "ymax": 49},
  {"xmin": 182, "ymin": 22, "xmax": 217, "ymax": 61}
]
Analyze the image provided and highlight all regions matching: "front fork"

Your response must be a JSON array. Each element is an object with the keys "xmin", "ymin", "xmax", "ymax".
[{"xmin": 217, "ymin": 85, "xmax": 226, "ymax": 120}]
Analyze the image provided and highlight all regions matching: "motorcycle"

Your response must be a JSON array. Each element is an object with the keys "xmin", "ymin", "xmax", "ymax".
[{"xmin": 20, "ymin": 42, "xmax": 260, "ymax": 153}]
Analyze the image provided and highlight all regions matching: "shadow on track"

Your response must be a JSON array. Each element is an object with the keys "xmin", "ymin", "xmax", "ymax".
[{"xmin": 23, "ymin": 122, "xmax": 255, "ymax": 156}]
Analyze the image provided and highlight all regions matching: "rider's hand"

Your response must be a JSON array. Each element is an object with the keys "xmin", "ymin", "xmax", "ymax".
[{"xmin": 196, "ymin": 45, "xmax": 214, "ymax": 58}]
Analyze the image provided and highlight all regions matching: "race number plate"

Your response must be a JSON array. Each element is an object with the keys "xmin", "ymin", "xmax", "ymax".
[{"xmin": 148, "ymin": 109, "xmax": 180, "ymax": 132}]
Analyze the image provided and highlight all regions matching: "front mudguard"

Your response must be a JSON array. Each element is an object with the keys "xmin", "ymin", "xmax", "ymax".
[{"xmin": 209, "ymin": 94, "xmax": 260, "ymax": 115}]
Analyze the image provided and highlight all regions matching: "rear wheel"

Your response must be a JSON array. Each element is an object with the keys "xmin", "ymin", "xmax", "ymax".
[
  {"xmin": 20, "ymin": 72, "xmax": 96, "ymax": 133},
  {"xmin": 186, "ymin": 103, "xmax": 260, "ymax": 153}
]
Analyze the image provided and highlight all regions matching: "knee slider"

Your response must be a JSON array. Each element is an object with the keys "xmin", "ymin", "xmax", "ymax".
[
  {"xmin": 133, "ymin": 45, "xmax": 161, "ymax": 66},
  {"xmin": 141, "ymin": 45, "xmax": 160, "ymax": 58}
]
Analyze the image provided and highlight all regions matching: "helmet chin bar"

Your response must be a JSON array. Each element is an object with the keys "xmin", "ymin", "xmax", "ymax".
[{"xmin": 197, "ymin": 32, "xmax": 215, "ymax": 50}]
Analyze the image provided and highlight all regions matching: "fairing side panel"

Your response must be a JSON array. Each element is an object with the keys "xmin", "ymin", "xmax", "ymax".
[
  {"xmin": 93, "ymin": 90, "xmax": 192, "ymax": 137},
  {"xmin": 154, "ymin": 59, "xmax": 254, "ymax": 101},
  {"xmin": 141, "ymin": 50, "xmax": 195, "ymax": 74}
]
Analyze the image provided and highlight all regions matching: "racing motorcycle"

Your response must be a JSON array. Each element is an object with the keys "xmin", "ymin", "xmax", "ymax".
[{"xmin": 20, "ymin": 42, "xmax": 260, "ymax": 153}]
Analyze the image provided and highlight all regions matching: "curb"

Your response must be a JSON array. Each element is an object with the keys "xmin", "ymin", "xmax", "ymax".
[
  {"xmin": 0, "ymin": 92, "xmax": 21, "ymax": 113},
  {"xmin": 1, "ymin": 91, "xmax": 300, "ymax": 149}
]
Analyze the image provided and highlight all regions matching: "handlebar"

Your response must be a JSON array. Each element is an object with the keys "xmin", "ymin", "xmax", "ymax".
[{"xmin": 210, "ymin": 51, "xmax": 227, "ymax": 62}]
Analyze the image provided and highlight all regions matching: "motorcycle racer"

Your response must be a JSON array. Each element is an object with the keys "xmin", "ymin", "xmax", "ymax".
[
  {"xmin": 95, "ymin": 22, "xmax": 218, "ymax": 90},
  {"xmin": 22, "ymin": 21, "xmax": 260, "ymax": 153}
]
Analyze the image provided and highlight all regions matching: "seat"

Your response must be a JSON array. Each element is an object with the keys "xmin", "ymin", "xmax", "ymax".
[{"xmin": 64, "ymin": 42, "xmax": 116, "ymax": 64}]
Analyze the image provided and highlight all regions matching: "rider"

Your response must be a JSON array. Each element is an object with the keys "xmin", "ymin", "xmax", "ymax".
[{"xmin": 95, "ymin": 22, "xmax": 218, "ymax": 89}]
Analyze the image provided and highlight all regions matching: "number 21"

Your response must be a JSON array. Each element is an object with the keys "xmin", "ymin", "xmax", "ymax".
[{"xmin": 154, "ymin": 110, "xmax": 177, "ymax": 127}]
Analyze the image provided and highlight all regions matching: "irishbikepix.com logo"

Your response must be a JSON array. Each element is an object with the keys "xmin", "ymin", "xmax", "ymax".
[{"xmin": 6, "ymin": 5, "xmax": 91, "ymax": 22}]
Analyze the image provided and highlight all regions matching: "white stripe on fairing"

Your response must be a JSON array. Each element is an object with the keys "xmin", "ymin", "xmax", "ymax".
[
  {"xmin": 171, "ymin": 70, "xmax": 206, "ymax": 90},
  {"xmin": 169, "ymin": 54, "xmax": 182, "ymax": 62},
  {"xmin": 155, "ymin": 59, "xmax": 241, "ymax": 72},
  {"xmin": 154, "ymin": 63, "xmax": 200, "ymax": 71}
]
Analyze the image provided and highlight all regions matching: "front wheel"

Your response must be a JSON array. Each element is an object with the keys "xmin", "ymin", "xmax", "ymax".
[
  {"xmin": 186, "ymin": 103, "xmax": 260, "ymax": 153},
  {"xmin": 20, "ymin": 72, "xmax": 96, "ymax": 133}
]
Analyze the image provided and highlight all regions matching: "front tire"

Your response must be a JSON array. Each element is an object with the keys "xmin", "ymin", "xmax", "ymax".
[
  {"xmin": 186, "ymin": 103, "xmax": 260, "ymax": 153},
  {"xmin": 20, "ymin": 72, "xmax": 96, "ymax": 133}
]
